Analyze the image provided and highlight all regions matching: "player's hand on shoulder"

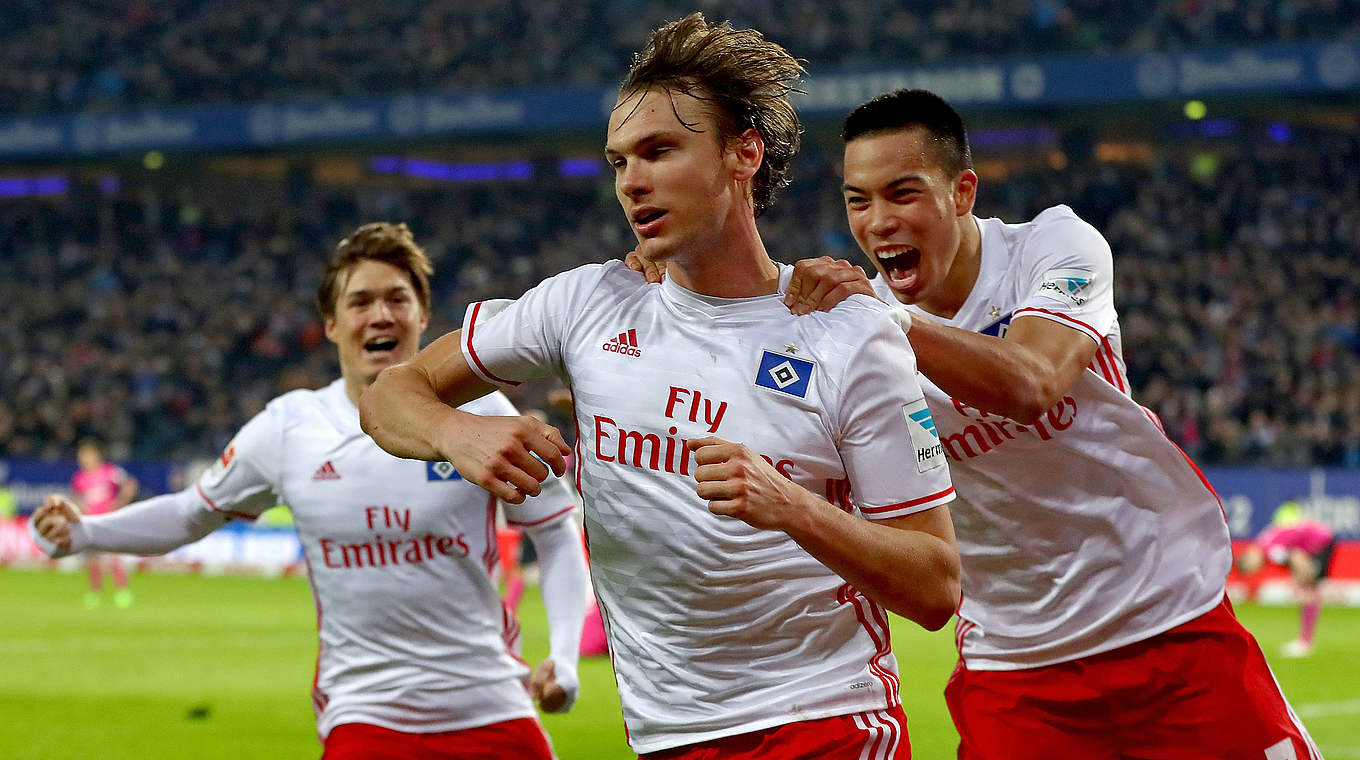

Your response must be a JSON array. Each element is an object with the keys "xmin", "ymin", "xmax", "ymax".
[
  {"xmin": 688, "ymin": 436, "xmax": 810, "ymax": 532},
  {"xmin": 784, "ymin": 256, "xmax": 877, "ymax": 315},
  {"xmin": 623, "ymin": 245, "xmax": 665, "ymax": 284},
  {"xmin": 529, "ymin": 658, "xmax": 578, "ymax": 713},
  {"xmin": 32, "ymin": 494, "xmax": 83, "ymax": 551},
  {"xmin": 437, "ymin": 413, "xmax": 570, "ymax": 504}
]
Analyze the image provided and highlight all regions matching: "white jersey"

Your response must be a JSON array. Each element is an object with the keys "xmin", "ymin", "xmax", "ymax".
[
  {"xmin": 198, "ymin": 379, "xmax": 577, "ymax": 738},
  {"xmin": 462, "ymin": 260, "xmax": 954, "ymax": 753},
  {"xmin": 874, "ymin": 205, "xmax": 1231, "ymax": 670}
]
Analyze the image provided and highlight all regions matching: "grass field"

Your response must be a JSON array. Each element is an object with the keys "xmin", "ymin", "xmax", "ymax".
[{"xmin": 2, "ymin": 568, "xmax": 1358, "ymax": 759}]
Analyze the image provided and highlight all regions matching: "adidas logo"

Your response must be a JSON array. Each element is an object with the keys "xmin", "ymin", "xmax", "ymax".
[
  {"xmin": 311, "ymin": 461, "xmax": 341, "ymax": 481},
  {"xmin": 601, "ymin": 328, "xmax": 641, "ymax": 357}
]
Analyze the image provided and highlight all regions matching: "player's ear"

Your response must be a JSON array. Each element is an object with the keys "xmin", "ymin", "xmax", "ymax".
[
  {"xmin": 728, "ymin": 128, "xmax": 764, "ymax": 183},
  {"xmin": 954, "ymin": 169, "xmax": 978, "ymax": 217},
  {"xmin": 323, "ymin": 315, "xmax": 339, "ymax": 344}
]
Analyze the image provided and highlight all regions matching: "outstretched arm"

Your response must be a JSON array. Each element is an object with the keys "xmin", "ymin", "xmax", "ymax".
[
  {"xmin": 359, "ymin": 329, "xmax": 571, "ymax": 504},
  {"xmin": 30, "ymin": 490, "xmax": 231, "ymax": 559}
]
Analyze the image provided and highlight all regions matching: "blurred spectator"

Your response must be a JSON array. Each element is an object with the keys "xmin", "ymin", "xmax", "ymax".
[{"xmin": 0, "ymin": 0, "xmax": 1358, "ymax": 116}]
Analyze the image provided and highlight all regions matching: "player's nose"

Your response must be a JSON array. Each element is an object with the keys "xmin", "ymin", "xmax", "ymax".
[
  {"xmin": 617, "ymin": 163, "xmax": 650, "ymax": 199},
  {"xmin": 866, "ymin": 201, "xmax": 899, "ymax": 237},
  {"xmin": 369, "ymin": 300, "xmax": 396, "ymax": 325}
]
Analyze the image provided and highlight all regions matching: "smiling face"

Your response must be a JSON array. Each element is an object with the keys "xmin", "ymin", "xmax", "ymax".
[
  {"xmin": 606, "ymin": 86, "xmax": 749, "ymax": 268},
  {"xmin": 324, "ymin": 259, "xmax": 428, "ymax": 391},
  {"xmin": 842, "ymin": 126, "xmax": 978, "ymax": 313}
]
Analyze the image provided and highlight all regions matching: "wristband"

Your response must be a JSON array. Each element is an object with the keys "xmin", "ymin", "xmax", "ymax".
[{"xmin": 893, "ymin": 306, "xmax": 913, "ymax": 336}]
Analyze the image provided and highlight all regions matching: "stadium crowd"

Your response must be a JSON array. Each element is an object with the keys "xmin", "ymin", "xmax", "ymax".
[
  {"xmin": 0, "ymin": 121, "xmax": 1355, "ymax": 468},
  {"xmin": 1, "ymin": 0, "xmax": 1358, "ymax": 115}
]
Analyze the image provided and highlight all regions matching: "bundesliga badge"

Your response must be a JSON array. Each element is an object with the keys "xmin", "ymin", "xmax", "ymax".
[
  {"xmin": 903, "ymin": 397, "xmax": 946, "ymax": 473},
  {"xmin": 754, "ymin": 350, "xmax": 814, "ymax": 398},
  {"xmin": 427, "ymin": 461, "xmax": 463, "ymax": 481}
]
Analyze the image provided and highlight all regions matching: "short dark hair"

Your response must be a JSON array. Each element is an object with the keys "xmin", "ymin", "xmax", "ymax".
[
  {"xmin": 842, "ymin": 89, "xmax": 973, "ymax": 176},
  {"xmin": 619, "ymin": 12, "xmax": 805, "ymax": 217},
  {"xmin": 317, "ymin": 222, "xmax": 433, "ymax": 319}
]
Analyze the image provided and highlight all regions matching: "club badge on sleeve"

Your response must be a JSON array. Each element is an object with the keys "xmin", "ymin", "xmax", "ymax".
[
  {"xmin": 204, "ymin": 443, "xmax": 238, "ymax": 486},
  {"xmin": 754, "ymin": 350, "xmax": 814, "ymax": 398}
]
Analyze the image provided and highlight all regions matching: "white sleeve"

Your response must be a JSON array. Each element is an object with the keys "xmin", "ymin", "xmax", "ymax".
[
  {"xmin": 1013, "ymin": 206, "xmax": 1117, "ymax": 342},
  {"xmin": 194, "ymin": 403, "xmax": 286, "ymax": 520},
  {"xmin": 833, "ymin": 306, "xmax": 955, "ymax": 520},
  {"xmin": 29, "ymin": 406, "xmax": 287, "ymax": 559},
  {"xmin": 460, "ymin": 263, "xmax": 611, "ymax": 387},
  {"xmin": 520, "ymin": 512, "xmax": 590, "ymax": 713},
  {"xmin": 38, "ymin": 488, "xmax": 234, "ymax": 558}
]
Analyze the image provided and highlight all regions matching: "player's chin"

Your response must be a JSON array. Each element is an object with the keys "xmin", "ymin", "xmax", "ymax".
[
  {"xmin": 639, "ymin": 229, "xmax": 681, "ymax": 256},
  {"xmin": 360, "ymin": 351, "xmax": 405, "ymax": 377}
]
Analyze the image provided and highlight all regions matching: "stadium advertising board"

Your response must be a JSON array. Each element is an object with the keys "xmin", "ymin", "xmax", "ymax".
[{"xmin": 2, "ymin": 459, "xmax": 1358, "ymax": 578}]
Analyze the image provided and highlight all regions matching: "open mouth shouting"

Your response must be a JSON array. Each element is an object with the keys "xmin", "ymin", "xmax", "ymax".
[
  {"xmin": 363, "ymin": 336, "xmax": 400, "ymax": 359},
  {"xmin": 874, "ymin": 245, "xmax": 922, "ymax": 293}
]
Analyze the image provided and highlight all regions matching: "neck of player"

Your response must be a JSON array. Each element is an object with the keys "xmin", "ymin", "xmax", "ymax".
[
  {"xmin": 343, "ymin": 372, "xmax": 372, "ymax": 408},
  {"xmin": 921, "ymin": 214, "xmax": 983, "ymax": 319},
  {"xmin": 665, "ymin": 211, "xmax": 781, "ymax": 298}
]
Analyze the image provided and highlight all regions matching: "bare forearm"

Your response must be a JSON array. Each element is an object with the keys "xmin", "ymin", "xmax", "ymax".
[
  {"xmin": 909, "ymin": 319, "xmax": 1061, "ymax": 423},
  {"xmin": 360, "ymin": 363, "xmax": 466, "ymax": 461},
  {"xmin": 785, "ymin": 498, "xmax": 960, "ymax": 630}
]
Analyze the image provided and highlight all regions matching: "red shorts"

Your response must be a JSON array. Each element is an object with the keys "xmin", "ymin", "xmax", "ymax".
[
  {"xmin": 946, "ymin": 596, "xmax": 1321, "ymax": 760},
  {"xmin": 641, "ymin": 706, "xmax": 910, "ymax": 760},
  {"xmin": 322, "ymin": 718, "xmax": 554, "ymax": 760}
]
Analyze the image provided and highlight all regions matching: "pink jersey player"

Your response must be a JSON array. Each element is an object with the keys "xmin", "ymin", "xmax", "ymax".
[
  {"xmin": 68, "ymin": 439, "xmax": 138, "ymax": 607},
  {"xmin": 1259, "ymin": 518, "xmax": 1335, "ymax": 562},
  {"xmin": 1239, "ymin": 504, "xmax": 1337, "ymax": 658},
  {"xmin": 71, "ymin": 442, "xmax": 136, "ymax": 516}
]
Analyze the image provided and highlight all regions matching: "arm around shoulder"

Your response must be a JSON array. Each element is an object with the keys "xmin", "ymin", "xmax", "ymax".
[{"xmin": 908, "ymin": 314, "xmax": 1099, "ymax": 424}]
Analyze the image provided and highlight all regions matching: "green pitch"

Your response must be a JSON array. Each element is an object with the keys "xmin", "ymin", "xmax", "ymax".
[{"xmin": 2, "ymin": 569, "xmax": 1357, "ymax": 759}]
